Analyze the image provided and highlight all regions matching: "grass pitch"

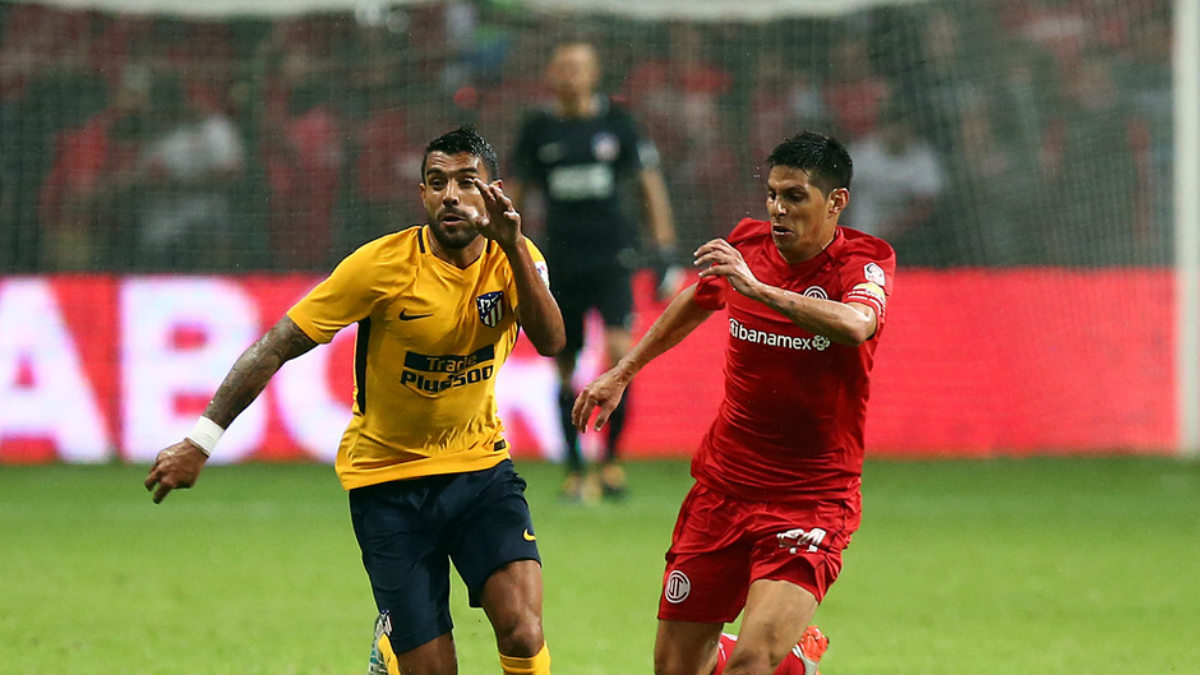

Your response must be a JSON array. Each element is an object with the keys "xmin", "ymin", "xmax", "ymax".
[{"xmin": 1, "ymin": 456, "xmax": 1198, "ymax": 674}]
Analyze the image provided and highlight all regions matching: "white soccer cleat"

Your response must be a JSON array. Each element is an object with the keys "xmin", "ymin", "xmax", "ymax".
[{"xmin": 367, "ymin": 612, "xmax": 395, "ymax": 675}]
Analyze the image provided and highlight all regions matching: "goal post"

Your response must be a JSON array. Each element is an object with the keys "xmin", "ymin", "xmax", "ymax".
[{"xmin": 1175, "ymin": 0, "xmax": 1200, "ymax": 457}]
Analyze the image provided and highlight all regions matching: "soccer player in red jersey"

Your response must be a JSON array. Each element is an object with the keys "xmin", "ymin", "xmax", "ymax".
[{"xmin": 573, "ymin": 131, "xmax": 894, "ymax": 675}]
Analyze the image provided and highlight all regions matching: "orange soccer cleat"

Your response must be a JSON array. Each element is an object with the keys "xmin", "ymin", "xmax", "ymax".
[
  {"xmin": 714, "ymin": 625, "xmax": 828, "ymax": 675},
  {"xmin": 791, "ymin": 625, "xmax": 829, "ymax": 675}
]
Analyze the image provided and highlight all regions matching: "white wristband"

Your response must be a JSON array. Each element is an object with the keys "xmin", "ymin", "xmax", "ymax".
[{"xmin": 185, "ymin": 416, "xmax": 224, "ymax": 457}]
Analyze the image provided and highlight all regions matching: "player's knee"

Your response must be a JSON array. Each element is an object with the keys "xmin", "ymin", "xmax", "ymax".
[
  {"xmin": 723, "ymin": 642, "xmax": 787, "ymax": 675},
  {"xmin": 653, "ymin": 644, "xmax": 706, "ymax": 675},
  {"xmin": 493, "ymin": 611, "xmax": 543, "ymax": 657},
  {"xmin": 651, "ymin": 653, "xmax": 680, "ymax": 675},
  {"xmin": 651, "ymin": 652, "xmax": 673, "ymax": 675}
]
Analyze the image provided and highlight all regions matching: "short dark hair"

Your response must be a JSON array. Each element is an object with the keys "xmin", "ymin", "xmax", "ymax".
[
  {"xmin": 422, "ymin": 126, "xmax": 500, "ymax": 181},
  {"xmin": 766, "ymin": 131, "xmax": 853, "ymax": 196}
]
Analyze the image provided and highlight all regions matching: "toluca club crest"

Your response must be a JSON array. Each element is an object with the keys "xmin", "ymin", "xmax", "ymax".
[{"xmin": 476, "ymin": 291, "xmax": 505, "ymax": 328}]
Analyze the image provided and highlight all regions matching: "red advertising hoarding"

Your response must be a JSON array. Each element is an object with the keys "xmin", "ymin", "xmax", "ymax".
[{"xmin": 0, "ymin": 269, "xmax": 1174, "ymax": 464}]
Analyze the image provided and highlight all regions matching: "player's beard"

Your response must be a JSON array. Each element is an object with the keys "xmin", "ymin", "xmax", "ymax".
[{"xmin": 428, "ymin": 215, "xmax": 481, "ymax": 250}]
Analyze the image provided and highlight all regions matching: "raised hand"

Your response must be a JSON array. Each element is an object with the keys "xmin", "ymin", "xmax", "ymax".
[
  {"xmin": 694, "ymin": 238, "xmax": 761, "ymax": 297},
  {"xmin": 472, "ymin": 178, "xmax": 522, "ymax": 249}
]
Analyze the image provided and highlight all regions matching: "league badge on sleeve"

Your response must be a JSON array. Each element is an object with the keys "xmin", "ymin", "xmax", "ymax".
[
  {"xmin": 534, "ymin": 260, "xmax": 551, "ymax": 289},
  {"xmin": 476, "ymin": 291, "xmax": 505, "ymax": 328},
  {"xmin": 864, "ymin": 262, "xmax": 886, "ymax": 287}
]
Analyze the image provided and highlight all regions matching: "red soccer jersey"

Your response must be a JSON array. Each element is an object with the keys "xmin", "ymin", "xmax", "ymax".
[{"xmin": 690, "ymin": 218, "xmax": 895, "ymax": 503}]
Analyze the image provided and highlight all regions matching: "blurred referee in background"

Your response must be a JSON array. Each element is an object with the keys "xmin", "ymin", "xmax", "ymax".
[{"xmin": 509, "ymin": 40, "xmax": 680, "ymax": 502}]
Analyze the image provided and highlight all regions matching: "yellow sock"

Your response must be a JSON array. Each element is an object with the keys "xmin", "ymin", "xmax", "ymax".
[
  {"xmin": 499, "ymin": 643, "xmax": 551, "ymax": 675},
  {"xmin": 377, "ymin": 633, "xmax": 402, "ymax": 675}
]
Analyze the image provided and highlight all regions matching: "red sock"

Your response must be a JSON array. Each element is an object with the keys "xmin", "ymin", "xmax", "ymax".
[{"xmin": 712, "ymin": 633, "xmax": 809, "ymax": 675}]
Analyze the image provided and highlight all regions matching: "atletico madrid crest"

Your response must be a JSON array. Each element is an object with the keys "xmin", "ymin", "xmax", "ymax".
[{"xmin": 476, "ymin": 291, "xmax": 505, "ymax": 328}]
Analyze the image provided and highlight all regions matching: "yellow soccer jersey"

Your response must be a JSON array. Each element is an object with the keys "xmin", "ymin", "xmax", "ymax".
[{"xmin": 287, "ymin": 225, "xmax": 548, "ymax": 490}]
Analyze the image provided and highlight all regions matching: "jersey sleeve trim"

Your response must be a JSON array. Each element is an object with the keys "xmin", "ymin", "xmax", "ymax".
[
  {"xmin": 692, "ymin": 277, "xmax": 727, "ymax": 310},
  {"xmin": 286, "ymin": 308, "xmax": 335, "ymax": 345}
]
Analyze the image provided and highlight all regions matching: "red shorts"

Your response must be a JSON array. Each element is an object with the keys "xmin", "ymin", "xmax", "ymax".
[{"xmin": 657, "ymin": 482, "xmax": 861, "ymax": 623}]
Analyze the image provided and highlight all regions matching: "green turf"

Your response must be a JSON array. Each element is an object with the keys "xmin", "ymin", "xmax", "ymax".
[{"xmin": 1, "ymin": 457, "xmax": 1198, "ymax": 674}]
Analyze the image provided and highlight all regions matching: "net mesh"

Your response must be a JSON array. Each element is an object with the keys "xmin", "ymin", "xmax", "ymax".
[
  {"xmin": 0, "ymin": 0, "xmax": 1175, "ymax": 273},
  {"xmin": 0, "ymin": 0, "xmax": 1182, "ymax": 463}
]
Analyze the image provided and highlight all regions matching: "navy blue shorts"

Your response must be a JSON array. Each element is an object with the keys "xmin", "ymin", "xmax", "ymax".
[
  {"xmin": 348, "ymin": 459, "xmax": 540, "ymax": 653},
  {"xmin": 551, "ymin": 261, "xmax": 635, "ymax": 355}
]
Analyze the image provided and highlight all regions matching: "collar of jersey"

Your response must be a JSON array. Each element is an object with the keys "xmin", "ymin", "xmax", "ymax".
[
  {"xmin": 553, "ymin": 94, "xmax": 609, "ymax": 121},
  {"xmin": 770, "ymin": 225, "xmax": 843, "ymax": 273},
  {"xmin": 421, "ymin": 225, "xmax": 492, "ymax": 273}
]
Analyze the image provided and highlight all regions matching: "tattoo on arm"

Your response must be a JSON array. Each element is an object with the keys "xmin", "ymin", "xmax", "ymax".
[{"xmin": 203, "ymin": 316, "xmax": 318, "ymax": 427}]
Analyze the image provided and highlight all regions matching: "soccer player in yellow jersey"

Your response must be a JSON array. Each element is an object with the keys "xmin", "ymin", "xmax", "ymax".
[{"xmin": 145, "ymin": 127, "xmax": 565, "ymax": 675}]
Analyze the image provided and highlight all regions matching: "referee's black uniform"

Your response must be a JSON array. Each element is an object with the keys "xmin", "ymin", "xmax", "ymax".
[{"xmin": 512, "ymin": 95, "xmax": 659, "ymax": 475}]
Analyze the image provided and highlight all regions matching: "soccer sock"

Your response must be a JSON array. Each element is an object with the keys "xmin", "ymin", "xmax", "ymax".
[
  {"xmin": 604, "ymin": 390, "xmax": 629, "ymax": 463},
  {"xmin": 499, "ymin": 643, "xmax": 551, "ymax": 675},
  {"xmin": 711, "ymin": 633, "xmax": 809, "ymax": 675},
  {"xmin": 558, "ymin": 388, "xmax": 583, "ymax": 473}
]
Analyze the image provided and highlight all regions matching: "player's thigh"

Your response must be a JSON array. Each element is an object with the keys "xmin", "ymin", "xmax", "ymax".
[
  {"xmin": 448, "ymin": 460, "xmax": 542, "ymax": 609},
  {"xmin": 659, "ymin": 484, "xmax": 752, "ymax": 624},
  {"xmin": 480, "ymin": 558, "xmax": 543, "ymax": 620},
  {"xmin": 654, "ymin": 619, "xmax": 724, "ymax": 675},
  {"xmin": 746, "ymin": 496, "xmax": 861, "ymax": 604},
  {"xmin": 348, "ymin": 481, "xmax": 455, "ymax": 653},
  {"xmin": 730, "ymin": 579, "xmax": 818, "ymax": 670}
]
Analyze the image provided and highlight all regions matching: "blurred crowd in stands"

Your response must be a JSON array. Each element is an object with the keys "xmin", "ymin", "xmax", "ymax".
[{"xmin": 0, "ymin": 0, "xmax": 1173, "ymax": 272}]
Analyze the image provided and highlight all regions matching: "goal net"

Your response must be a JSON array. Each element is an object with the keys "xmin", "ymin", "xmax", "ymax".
[
  {"xmin": 0, "ymin": 0, "xmax": 1174, "ymax": 270},
  {"xmin": 0, "ymin": 0, "xmax": 1181, "ymax": 460}
]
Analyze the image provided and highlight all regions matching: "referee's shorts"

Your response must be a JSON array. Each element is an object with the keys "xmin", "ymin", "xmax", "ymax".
[{"xmin": 551, "ymin": 260, "xmax": 635, "ymax": 355}]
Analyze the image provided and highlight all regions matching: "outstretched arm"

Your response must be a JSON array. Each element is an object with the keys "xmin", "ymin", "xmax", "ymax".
[
  {"xmin": 572, "ymin": 283, "xmax": 712, "ymax": 432},
  {"xmin": 144, "ymin": 316, "xmax": 318, "ymax": 503}
]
